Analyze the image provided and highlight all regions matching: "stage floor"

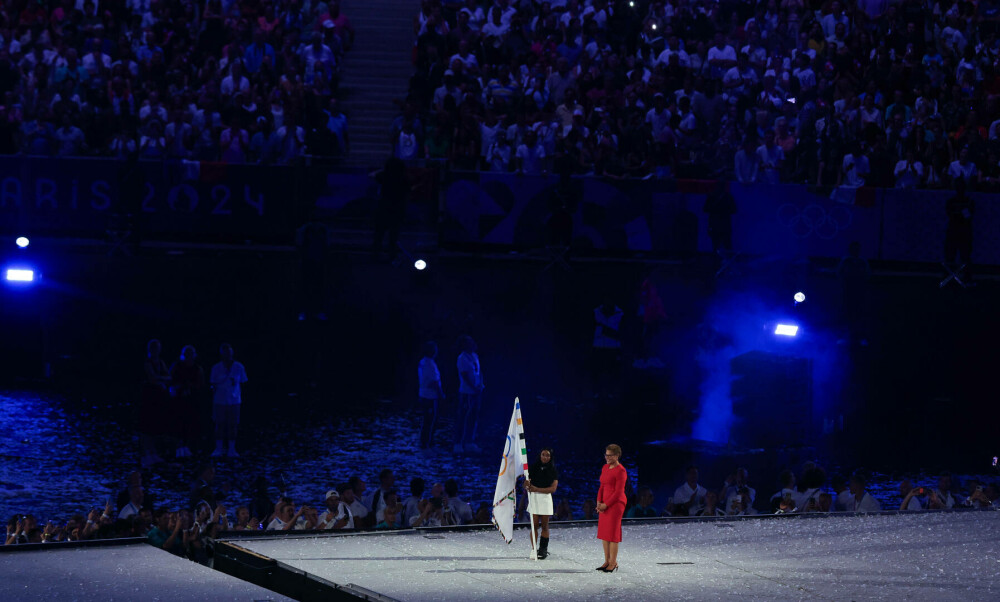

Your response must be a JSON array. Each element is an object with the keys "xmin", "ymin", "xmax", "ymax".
[
  {"xmin": 0, "ymin": 542, "xmax": 292, "ymax": 601},
  {"xmin": 233, "ymin": 511, "xmax": 1000, "ymax": 601}
]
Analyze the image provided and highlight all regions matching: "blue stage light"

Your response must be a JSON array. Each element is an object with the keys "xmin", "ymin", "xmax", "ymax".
[
  {"xmin": 794, "ymin": 292, "xmax": 805, "ymax": 303},
  {"xmin": 414, "ymin": 259, "xmax": 427, "ymax": 271},
  {"xmin": 5, "ymin": 268, "xmax": 35, "ymax": 282},
  {"xmin": 775, "ymin": 324, "xmax": 798, "ymax": 336},
  {"xmin": 15, "ymin": 236, "xmax": 29, "ymax": 249}
]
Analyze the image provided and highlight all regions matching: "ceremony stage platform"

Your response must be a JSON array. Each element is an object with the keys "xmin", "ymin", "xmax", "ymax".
[
  {"xmin": 218, "ymin": 510, "xmax": 1000, "ymax": 601},
  {"xmin": 0, "ymin": 538, "xmax": 292, "ymax": 601}
]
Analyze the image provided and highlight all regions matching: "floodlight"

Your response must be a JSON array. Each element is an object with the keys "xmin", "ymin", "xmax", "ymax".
[
  {"xmin": 774, "ymin": 324, "xmax": 798, "ymax": 337},
  {"xmin": 5, "ymin": 268, "xmax": 34, "ymax": 282}
]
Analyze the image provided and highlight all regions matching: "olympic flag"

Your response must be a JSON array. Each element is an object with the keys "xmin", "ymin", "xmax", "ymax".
[{"xmin": 492, "ymin": 398, "xmax": 531, "ymax": 547}]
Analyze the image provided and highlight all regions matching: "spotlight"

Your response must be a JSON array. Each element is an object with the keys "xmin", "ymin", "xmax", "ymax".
[
  {"xmin": 774, "ymin": 324, "xmax": 798, "ymax": 337},
  {"xmin": 5, "ymin": 268, "xmax": 35, "ymax": 282},
  {"xmin": 651, "ymin": 23, "xmax": 657, "ymax": 29},
  {"xmin": 15, "ymin": 236, "xmax": 29, "ymax": 249},
  {"xmin": 794, "ymin": 292, "xmax": 806, "ymax": 304},
  {"xmin": 414, "ymin": 259, "xmax": 427, "ymax": 271}
]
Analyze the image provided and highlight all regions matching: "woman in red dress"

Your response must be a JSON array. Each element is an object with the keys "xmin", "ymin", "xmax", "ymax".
[{"xmin": 596, "ymin": 443, "xmax": 627, "ymax": 572}]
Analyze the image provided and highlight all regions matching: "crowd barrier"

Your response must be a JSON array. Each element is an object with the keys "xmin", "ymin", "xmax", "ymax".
[
  {"xmin": 442, "ymin": 172, "xmax": 1000, "ymax": 265},
  {"xmin": 3, "ymin": 155, "xmax": 999, "ymax": 264},
  {"xmin": 0, "ymin": 156, "xmax": 317, "ymax": 241}
]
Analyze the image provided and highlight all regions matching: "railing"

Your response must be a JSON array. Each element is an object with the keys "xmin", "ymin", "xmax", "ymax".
[
  {"xmin": 1, "ymin": 156, "xmax": 995, "ymax": 265},
  {"xmin": 442, "ymin": 172, "xmax": 997, "ymax": 265}
]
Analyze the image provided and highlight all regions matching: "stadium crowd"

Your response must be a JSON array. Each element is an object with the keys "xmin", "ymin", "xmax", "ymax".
[
  {"xmin": 0, "ymin": 0, "xmax": 352, "ymax": 162},
  {"xmin": 400, "ymin": 0, "xmax": 1000, "ymax": 189},
  {"xmin": 5, "ymin": 460, "xmax": 998, "ymax": 568}
]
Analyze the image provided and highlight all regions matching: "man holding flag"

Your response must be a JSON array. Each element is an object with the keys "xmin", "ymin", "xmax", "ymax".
[{"xmin": 491, "ymin": 398, "xmax": 539, "ymax": 559}]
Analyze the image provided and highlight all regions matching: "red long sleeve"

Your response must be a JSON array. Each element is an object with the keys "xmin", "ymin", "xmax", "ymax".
[
  {"xmin": 606, "ymin": 467, "xmax": 626, "ymax": 507},
  {"xmin": 598, "ymin": 465, "xmax": 626, "ymax": 507}
]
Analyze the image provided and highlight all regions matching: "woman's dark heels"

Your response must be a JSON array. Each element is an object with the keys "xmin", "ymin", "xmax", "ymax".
[
  {"xmin": 596, "ymin": 564, "xmax": 609, "ymax": 571},
  {"xmin": 601, "ymin": 565, "xmax": 619, "ymax": 573}
]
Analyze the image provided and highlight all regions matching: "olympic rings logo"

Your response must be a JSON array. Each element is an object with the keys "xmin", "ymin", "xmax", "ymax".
[
  {"xmin": 776, "ymin": 203, "xmax": 853, "ymax": 240},
  {"xmin": 498, "ymin": 435, "xmax": 513, "ymax": 477}
]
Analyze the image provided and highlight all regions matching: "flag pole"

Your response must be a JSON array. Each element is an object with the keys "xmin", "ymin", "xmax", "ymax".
[{"xmin": 516, "ymin": 399, "xmax": 539, "ymax": 561}]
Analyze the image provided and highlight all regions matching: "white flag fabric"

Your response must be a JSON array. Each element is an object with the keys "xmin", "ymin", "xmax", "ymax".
[{"xmin": 492, "ymin": 398, "xmax": 528, "ymax": 544}]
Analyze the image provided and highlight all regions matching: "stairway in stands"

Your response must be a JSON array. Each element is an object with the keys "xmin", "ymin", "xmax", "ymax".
[{"xmin": 340, "ymin": 0, "xmax": 414, "ymax": 170}]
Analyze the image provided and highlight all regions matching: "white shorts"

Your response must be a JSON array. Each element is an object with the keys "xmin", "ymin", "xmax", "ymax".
[{"xmin": 527, "ymin": 492, "xmax": 553, "ymax": 516}]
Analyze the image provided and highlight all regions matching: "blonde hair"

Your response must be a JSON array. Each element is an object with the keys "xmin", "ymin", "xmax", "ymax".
[{"xmin": 606, "ymin": 444, "xmax": 622, "ymax": 457}]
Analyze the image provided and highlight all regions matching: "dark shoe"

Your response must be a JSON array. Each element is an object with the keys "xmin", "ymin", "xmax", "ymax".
[
  {"xmin": 601, "ymin": 565, "xmax": 618, "ymax": 573},
  {"xmin": 596, "ymin": 564, "xmax": 609, "ymax": 571},
  {"xmin": 537, "ymin": 536, "xmax": 549, "ymax": 559}
]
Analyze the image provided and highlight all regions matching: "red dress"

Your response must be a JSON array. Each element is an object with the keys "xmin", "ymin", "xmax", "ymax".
[{"xmin": 597, "ymin": 463, "xmax": 627, "ymax": 542}]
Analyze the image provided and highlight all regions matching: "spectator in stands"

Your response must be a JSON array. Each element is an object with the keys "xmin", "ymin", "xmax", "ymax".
[
  {"xmin": 770, "ymin": 469, "xmax": 797, "ymax": 512},
  {"xmin": 410, "ymin": 496, "xmax": 446, "ymax": 528},
  {"xmin": 147, "ymin": 510, "xmax": 185, "ymax": 555},
  {"xmin": 698, "ymin": 491, "xmax": 726, "ymax": 517},
  {"xmin": 625, "ymin": 487, "xmax": 658, "ymax": 518},
  {"xmin": 581, "ymin": 498, "xmax": 597, "ymax": 520},
  {"xmin": 795, "ymin": 465, "xmax": 827, "ymax": 512},
  {"xmin": 232, "ymin": 507, "xmax": 254, "ymax": 530},
  {"xmin": 319, "ymin": 489, "xmax": 354, "ymax": 530},
  {"xmin": 983, "ymin": 484, "xmax": 1000, "ymax": 509},
  {"xmin": 117, "ymin": 471, "xmax": 150, "ymax": 516},
  {"xmin": 839, "ymin": 142, "xmax": 869, "ymax": 189},
  {"xmin": 250, "ymin": 117, "xmax": 282, "ymax": 164},
  {"xmin": 190, "ymin": 464, "xmax": 217, "ymax": 512},
  {"xmin": 444, "ymin": 478, "xmax": 474, "ymax": 525},
  {"xmin": 673, "ymin": 466, "xmax": 707, "ymax": 516},
  {"xmin": 486, "ymin": 129, "xmax": 513, "ymax": 171},
  {"xmin": 220, "ymin": 119, "xmax": 250, "ymax": 164},
  {"xmin": 474, "ymin": 502, "xmax": 492, "ymax": 524},
  {"xmin": 899, "ymin": 480, "xmax": 931, "ymax": 511},
  {"xmin": 727, "ymin": 487, "xmax": 757, "ymax": 516},
  {"xmin": 555, "ymin": 499, "xmax": 573, "ymax": 522},
  {"xmin": 244, "ymin": 30, "xmax": 276, "ymax": 75},
  {"xmin": 54, "ymin": 113, "xmax": 86, "ymax": 156},
  {"xmin": 932, "ymin": 474, "xmax": 957, "ymax": 509},
  {"xmin": 340, "ymin": 482, "xmax": 369, "ymax": 525},
  {"xmin": 276, "ymin": 113, "xmax": 307, "ymax": 164},
  {"xmin": 376, "ymin": 492, "xmax": 404, "ymax": 529},
  {"xmin": 364, "ymin": 469, "xmax": 397, "ymax": 523},
  {"xmin": 267, "ymin": 499, "xmax": 313, "ymax": 530},
  {"xmin": 515, "ymin": 128, "xmax": 546, "ymax": 174},
  {"xmin": 324, "ymin": 99, "xmax": 350, "ymax": 156},
  {"xmin": 165, "ymin": 110, "xmax": 193, "ymax": 159},
  {"xmin": 720, "ymin": 468, "xmax": 755, "ymax": 511},
  {"xmin": 139, "ymin": 121, "xmax": 166, "ymax": 159},
  {"xmin": 894, "ymin": 150, "xmax": 924, "ymax": 189},
  {"xmin": 848, "ymin": 474, "xmax": 882, "ymax": 513},
  {"xmin": 249, "ymin": 476, "xmax": 274, "ymax": 524},
  {"xmin": 403, "ymin": 478, "xmax": 425, "ymax": 528},
  {"xmin": 118, "ymin": 485, "xmax": 145, "ymax": 520},
  {"xmin": 947, "ymin": 147, "xmax": 978, "ymax": 184},
  {"xmin": 734, "ymin": 138, "xmax": 759, "ymax": 184},
  {"xmin": 755, "ymin": 131, "xmax": 783, "ymax": 184}
]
